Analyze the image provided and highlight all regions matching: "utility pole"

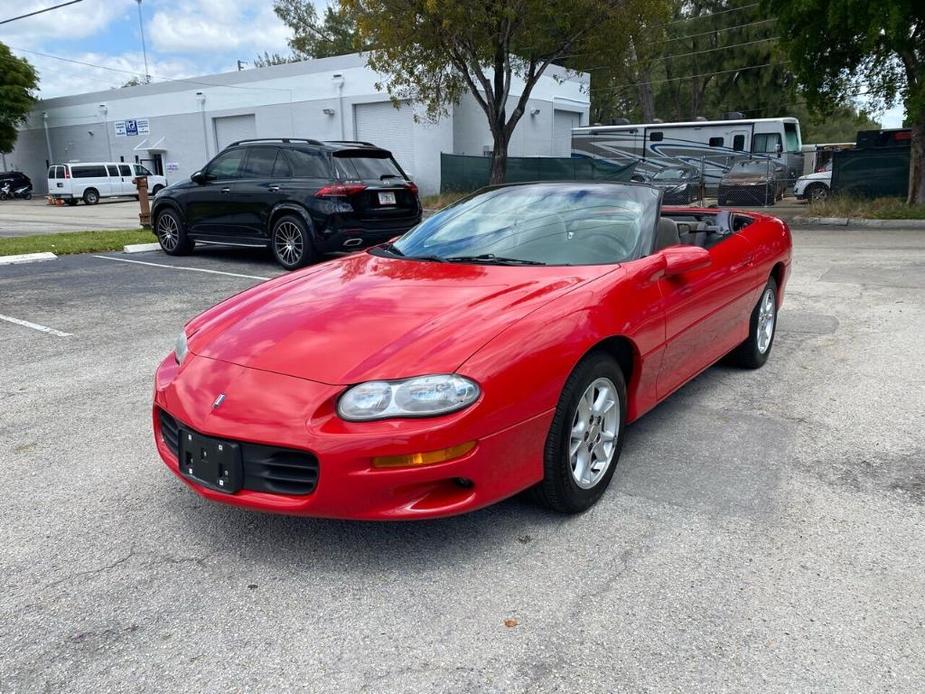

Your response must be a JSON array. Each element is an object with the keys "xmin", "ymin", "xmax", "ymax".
[
  {"xmin": 136, "ymin": 0, "xmax": 150, "ymax": 83},
  {"xmin": 237, "ymin": 60, "xmax": 247, "ymax": 71}
]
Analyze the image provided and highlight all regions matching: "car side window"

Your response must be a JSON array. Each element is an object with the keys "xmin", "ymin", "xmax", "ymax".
[
  {"xmin": 106, "ymin": 165, "xmax": 119, "ymax": 176},
  {"xmin": 119, "ymin": 164, "xmax": 132, "ymax": 177},
  {"xmin": 271, "ymin": 150, "xmax": 292, "ymax": 178},
  {"xmin": 285, "ymin": 149, "xmax": 329, "ymax": 178},
  {"xmin": 206, "ymin": 149, "xmax": 246, "ymax": 180},
  {"xmin": 732, "ymin": 134, "xmax": 745, "ymax": 151},
  {"xmin": 240, "ymin": 147, "xmax": 278, "ymax": 178}
]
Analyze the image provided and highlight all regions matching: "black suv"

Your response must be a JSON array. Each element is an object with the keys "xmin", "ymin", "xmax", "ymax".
[{"xmin": 151, "ymin": 139, "xmax": 422, "ymax": 269}]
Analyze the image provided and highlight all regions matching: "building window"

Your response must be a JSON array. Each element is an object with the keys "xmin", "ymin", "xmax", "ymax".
[
  {"xmin": 733, "ymin": 134, "xmax": 745, "ymax": 151},
  {"xmin": 709, "ymin": 136, "xmax": 724, "ymax": 147},
  {"xmin": 649, "ymin": 131, "xmax": 663, "ymax": 142}
]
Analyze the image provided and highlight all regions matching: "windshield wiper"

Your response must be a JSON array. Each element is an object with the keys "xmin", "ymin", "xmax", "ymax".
[
  {"xmin": 376, "ymin": 242, "xmax": 404, "ymax": 257},
  {"xmin": 445, "ymin": 254, "xmax": 547, "ymax": 266}
]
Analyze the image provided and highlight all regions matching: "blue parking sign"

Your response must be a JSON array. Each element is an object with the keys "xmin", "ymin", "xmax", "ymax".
[{"xmin": 125, "ymin": 119, "xmax": 138, "ymax": 136}]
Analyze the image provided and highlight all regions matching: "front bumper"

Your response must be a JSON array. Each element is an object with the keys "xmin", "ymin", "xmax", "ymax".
[{"xmin": 153, "ymin": 354, "xmax": 550, "ymax": 520}]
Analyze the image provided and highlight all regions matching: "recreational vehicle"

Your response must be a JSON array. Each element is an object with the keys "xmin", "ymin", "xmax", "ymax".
[{"xmin": 572, "ymin": 117, "xmax": 803, "ymax": 192}]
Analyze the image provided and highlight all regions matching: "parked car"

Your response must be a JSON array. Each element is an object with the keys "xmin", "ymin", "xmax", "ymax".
[
  {"xmin": 150, "ymin": 138, "xmax": 422, "ymax": 270},
  {"xmin": 153, "ymin": 182, "xmax": 791, "ymax": 519},
  {"xmin": 649, "ymin": 166, "xmax": 702, "ymax": 204},
  {"xmin": 0, "ymin": 171, "xmax": 32, "ymax": 200},
  {"xmin": 47, "ymin": 162, "xmax": 166, "ymax": 206},
  {"xmin": 717, "ymin": 159, "xmax": 786, "ymax": 206},
  {"xmin": 793, "ymin": 160, "xmax": 832, "ymax": 203}
]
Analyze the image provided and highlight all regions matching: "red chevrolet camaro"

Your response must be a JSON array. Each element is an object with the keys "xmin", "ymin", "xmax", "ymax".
[{"xmin": 153, "ymin": 182, "xmax": 791, "ymax": 520}]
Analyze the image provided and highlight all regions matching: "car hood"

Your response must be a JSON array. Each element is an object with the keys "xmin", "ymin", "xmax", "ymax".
[
  {"xmin": 188, "ymin": 252, "xmax": 615, "ymax": 384},
  {"xmin": 797, "ymin": 171, "xmax": 832, "ymax": 183}
]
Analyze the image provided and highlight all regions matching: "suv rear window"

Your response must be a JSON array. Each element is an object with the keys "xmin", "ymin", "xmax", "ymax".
[
  {"xmin": 333, "ymin": 152, "xmax": 404, "ymax": 182},
  {"xmin": 285, "ymin": 149, "xmax": 329, "ymax": 178}
]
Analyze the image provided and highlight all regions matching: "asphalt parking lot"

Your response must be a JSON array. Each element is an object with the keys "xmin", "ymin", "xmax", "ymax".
[
  {"xmin": 1, "ymin": 228, "xmax": 924, "ymax": 692},
  {"xmin": 0, "ymin": 198, "xmax": 141, "ymax": 237}
]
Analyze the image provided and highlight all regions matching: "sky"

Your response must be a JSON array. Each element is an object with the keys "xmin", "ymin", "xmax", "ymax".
[{"xmin": 0, "ymin": 0, "xmax": 905, "ymax": 128}]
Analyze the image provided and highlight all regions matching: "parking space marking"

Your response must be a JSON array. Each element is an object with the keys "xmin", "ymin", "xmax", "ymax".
[
  {"xmin": 0, "ymin": 313, "xmax": 72, "ymax": 337},
  {"xmin": 91, "ymin": 255, "xmax": 272, "ymax": 281}
]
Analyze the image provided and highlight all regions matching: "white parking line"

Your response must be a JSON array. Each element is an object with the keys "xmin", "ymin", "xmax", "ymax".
[
  {"xmin": 0, "ymin": 313, "xmax": 72, "ymax": 337},
  {"xmin": 92, "ymin": 255, "xmax": 271, "ymax": 281}
]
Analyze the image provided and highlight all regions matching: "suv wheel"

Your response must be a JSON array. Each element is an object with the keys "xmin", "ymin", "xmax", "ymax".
[
  {"xmin": 155, "ymin": 209, "xmax": 194, "ymax": 255},
  {"xmin": 271, "ymin": 215, "xmax": 315, "ymax": 270},
  {"xmin": 83, "ymin": 188, "xmax": 100, "ymax": 205}
]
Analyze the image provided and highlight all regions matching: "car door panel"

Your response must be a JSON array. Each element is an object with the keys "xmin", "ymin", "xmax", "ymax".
[
  {"xmin": 185, "ymin": 149, "xmax": 249, "ymax": 237},
  {"xmin": 656, "ymin": 233, "xmax": 756, "ymax": 397}
]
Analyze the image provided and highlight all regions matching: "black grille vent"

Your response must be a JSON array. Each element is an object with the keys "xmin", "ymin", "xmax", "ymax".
[
  {"xmin": 156, "ymin": 409, "xmax": 319, "ymax": 496},
  {"xmin": 159, "ymin": 409, "xmax": 179, "ymax": 454}
]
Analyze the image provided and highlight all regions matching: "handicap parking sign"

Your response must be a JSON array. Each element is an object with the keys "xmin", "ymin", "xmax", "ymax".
[{"xmin": 125, "ymin": 119, "xmax": 138, "ymax": 136}]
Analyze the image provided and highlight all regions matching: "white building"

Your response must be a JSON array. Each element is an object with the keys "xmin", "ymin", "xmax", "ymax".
[{"xmin": 7, "ymin": 53, "xmax": 590, "ymax": 195}]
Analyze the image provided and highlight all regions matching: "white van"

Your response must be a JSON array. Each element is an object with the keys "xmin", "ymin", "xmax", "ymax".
[{"xmin": 47, "ymin": 162, "xmax": 168, "ymax": 205}]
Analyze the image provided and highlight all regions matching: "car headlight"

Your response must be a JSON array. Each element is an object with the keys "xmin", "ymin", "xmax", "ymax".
[
  {"xmin": 175, "ymin": 329, "xmax": 189, "ymax": 365},
  {"xmin": 337, "ymin": 375, "xmax": 480, "ymax": 421}
]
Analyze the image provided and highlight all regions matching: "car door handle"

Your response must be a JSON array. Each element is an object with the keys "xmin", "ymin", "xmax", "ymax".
[
  {"xmin": 268, "ymin": 185, "xmax": 280, "ymax": 192},
  {"xmin": 220, "ymin": 187, "xmax": 231, "ymax": 194}
]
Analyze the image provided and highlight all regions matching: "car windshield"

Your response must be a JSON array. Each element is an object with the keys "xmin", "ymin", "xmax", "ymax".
[
  {"xmin": 387, "ymin": 183, "xmax": 659, "ymax": 266},
  {"xmin": 653, "ymin": 168, "xmax": 689, "ymax": 180},
  {"xmin": 728, "ymin": 161, "xmax": 771, "ymax": 177}
]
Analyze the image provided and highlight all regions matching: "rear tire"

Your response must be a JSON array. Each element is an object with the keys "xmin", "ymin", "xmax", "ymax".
[
  {"xmin": 155, "ymin": 209, "xmax": 194, "ymax": 256},
  {"xmin": 83, "ymin": 188, "xmax": 100, "ymax": 205},
  {"xmin": 270, "ymin": 215, "xmax": 315, "ymax": 270},
  {"xmin": 730, "ymin": 277, "xmax": 778, "ymax": 369},
  {"xmin": 532, "ymin": 353, "xmax": 626, "ymax": 514}
]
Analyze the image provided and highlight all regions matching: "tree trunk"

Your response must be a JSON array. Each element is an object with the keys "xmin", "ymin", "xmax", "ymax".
[
  {"xmin": 908, "ymin": 122, "xmax": 925, "ymax": 205},
  {"xmin": 489, "ymin": 133, "xmax": 508, "ymax": 185},
  {"xmin": 637, "ymin": 68, "xmax": 655, "ymax": 122}
]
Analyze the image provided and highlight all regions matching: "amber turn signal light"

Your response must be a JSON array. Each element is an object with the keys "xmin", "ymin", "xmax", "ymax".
[{"xmin": 372, "ymin": 441, "xmax": 477, "ymax": 469}]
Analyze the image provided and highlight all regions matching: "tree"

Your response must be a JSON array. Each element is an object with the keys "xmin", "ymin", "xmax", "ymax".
[
  {"xmin": 253, "ymin": 51, "xmax": 302, "ymax": 68},
  {"xmin": 343, "ymin": 0, "xmax": 669, "ymax": 184},
  {"xmin": 120, "ymin": 76, "xmax": 145, "ymax": 88},
  {"xmin": 792, "ymin": 103, "xmax": 880, "ymax": 144},
  {"xmin": 767, "ymin": 0, "xmax": 924, "ymax": 204},
  {"xmin": 0, "ymin": 42, "xmax": 39, "ymax": 154},
  {"xmin": 274, "ymin": 0, "xmax": 359, "ymax": 59}
]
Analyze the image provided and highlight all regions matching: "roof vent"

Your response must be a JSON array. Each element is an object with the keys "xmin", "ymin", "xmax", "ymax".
[
  {"xmin": 695, "ymin": 116, "xmax": 708, "ymax": 121},
  {"xmin": 724, "ymin": 111, "xmax": 744, "ymax": 120},
  {"xmin": 610, "ymin": 117, "xmax": 630, "ymax": 126},
  {"xmin": 652, "ymin": 118, "xmax": 664, "ymax": 124}
]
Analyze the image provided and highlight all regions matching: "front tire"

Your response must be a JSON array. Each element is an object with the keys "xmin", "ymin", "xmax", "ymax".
[
  {"xmin": 807, "ymin": 183, "xmax": 828, "ymax": 203},
  {"xmin": 730, "ymin": 277, "xmax": 778, "ymax": 369},
  {"xmin": 64, "ymin": 199, "xmax": 79, "ymax": 206},
  {"xmin": 155, "ymin": 209, "xmax": 193, "ymax": 255},
  {"xmin": 533, "ymin": 353, "xmax": 626, "ymax": 514},
  {"xmin": 271, "ymin": 215, "xmax": 315, "ymax": 270},
  {"xmin": 83, "ymin": 188, "xmax": 99, "ymax": 205},
  {"xmin": 152, "ymin": 185, "xmax": 164, "ymax": 196}
]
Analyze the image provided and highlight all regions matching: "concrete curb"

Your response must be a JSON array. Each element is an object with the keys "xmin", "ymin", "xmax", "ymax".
[
  {"xmin": 792, "ymin": 216, "xmax": 925, "ymax": 229},
  {"xmin": 0, "ymin": 251, "xmax": 58, "ymax": 266},
  {"xmin": 123, "ymin": 242, "xmax": 161, "ymax": 253}
]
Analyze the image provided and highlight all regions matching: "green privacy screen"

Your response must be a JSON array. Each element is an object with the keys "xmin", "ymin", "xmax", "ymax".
[
  {"xmin": 831, "ymin": 146, "xmax": 910, "ymax": 198},
  {"xmin": 440, "ymin": 154, "xmax": 637, "ymax": 193}
]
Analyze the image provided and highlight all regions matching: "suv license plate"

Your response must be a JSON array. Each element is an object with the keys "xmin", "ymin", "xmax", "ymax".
[{"xmin": 378, "ymin": 191, "xmax": 397, "ymax": 206}]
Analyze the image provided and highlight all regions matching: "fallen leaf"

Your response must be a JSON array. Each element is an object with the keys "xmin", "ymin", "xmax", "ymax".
[{"xmin": 504, "ymin": 618, "xmax": 518, "ymax": 628}]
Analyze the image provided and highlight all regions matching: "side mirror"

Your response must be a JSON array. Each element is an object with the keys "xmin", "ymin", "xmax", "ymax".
[
  {"xmin": 190, "ymin": 170, "xmax": 207, "ymax": 184},
  {"xmin": 663, "ymin": 246, "xmax": 711, "ymax": 277}
]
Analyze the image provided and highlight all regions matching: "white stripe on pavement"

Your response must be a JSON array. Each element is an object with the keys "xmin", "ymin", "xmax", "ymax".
[
  {"xmin": 92, "ymin": 255, "xmax": 271, "ymax": 281},
  {"xmin": 0, "ymin": 314, "xmax": 72, "ymax": 337}
]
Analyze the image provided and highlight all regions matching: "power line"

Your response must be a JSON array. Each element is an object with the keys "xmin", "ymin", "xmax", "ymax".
[
  {"xmin": 595, "ymin": 62, "xmax": 778, "ymax": 97},
  {"xmin": 666, "ymin": 17, "xmax": 776, "ymax": 42},
  {"xmin": 0, "ymin": 0, "xmax": 83, "ymax": 25},
  {"xmin": 654, "ymin": 36, "xmax": 780, "ymax": 62},
  {"xmin": 668, "ymin": 3, "xmax": 761, "ymax": 24}
]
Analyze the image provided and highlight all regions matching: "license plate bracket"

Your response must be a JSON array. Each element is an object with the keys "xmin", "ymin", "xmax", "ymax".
[
  {"xmin": 378, "ymin": 191, "xmax": 397, "ymax": 206},
  {"xmin": 178, "ymin": 430, "xmax": 243, "ymax": 494}
]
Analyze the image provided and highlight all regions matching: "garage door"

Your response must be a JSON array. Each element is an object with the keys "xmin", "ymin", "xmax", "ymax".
[
  {"xmin": 353, "ymin": 101, "xmax": 415, "ymax": 176},
  {"xmin": 214, "ymin": 114, "xmax": 256, "ymax": 151},
  {"xmin": 553, "ymin": 110, "xmax": 581, "ymax": 157}
]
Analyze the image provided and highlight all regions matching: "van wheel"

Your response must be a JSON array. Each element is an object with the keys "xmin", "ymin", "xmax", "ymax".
[
  {"xmin": 152, "ymin": 185, "xmax": 164, "ymax": 195},
  {"xmin": 271, "ymin": 215, "xmax": 315, "ymax": 270},
  {"xmin": 83, "ymin": 188, "xmax": 100, "ymax": 205},
  {"xmin": 155, "ymin": 209, "xmax": 194, "ymax": 255},
  {"xmin": 64, "ymin": 199, "xmax": 79, "ymax": 206}
]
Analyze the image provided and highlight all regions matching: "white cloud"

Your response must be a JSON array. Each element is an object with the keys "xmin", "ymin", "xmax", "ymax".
[
  {"xmin": 149, "ymin": 0, "xmax": 291, "ymax": 55},
  {"xmin": 20, "ymin": 50, "xmax": 198, "ymax": 99},
  {"xmin": 0, "ymin": 0, "xmax": 122, "ymax": 48}
]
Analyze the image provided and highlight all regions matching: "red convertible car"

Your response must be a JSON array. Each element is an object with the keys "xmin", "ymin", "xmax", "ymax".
[{"xmin": 153, "ymin": 182, "xmax": 790, "ymax": 519}]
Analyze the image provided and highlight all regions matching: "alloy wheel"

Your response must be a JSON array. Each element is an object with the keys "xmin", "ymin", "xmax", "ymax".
[
  {"xmin": 157, "ymin": 214, "xmax": 179, "ymax": 251},
  {"xmin": 275, "ymin": 221, "xmax": 304, "ymax": 266},
  {"xmin": 569, "ymin": 377, "xmax": 620, "ymax": 489},
  {"xmin": 757, "ymin": 286, "xmax": 776, "ymax": 353}
]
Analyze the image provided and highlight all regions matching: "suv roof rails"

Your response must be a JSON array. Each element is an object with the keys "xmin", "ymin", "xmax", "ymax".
[
  {"xmin": 226, "ymin": 138, "xmax": 324, "ymax": 148},
  {"xmin": 324, "ymin": 140, "xmax": 379, "ymax": 148}
]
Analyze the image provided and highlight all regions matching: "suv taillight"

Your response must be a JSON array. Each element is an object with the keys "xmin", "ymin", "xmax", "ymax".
[
  {"xmin": 405, "ymin": 182, "xmax": 419, "ymax": 195},
  {"xmin": 315, "ymin": 183, "xmax": 367, "ymax": 198}
]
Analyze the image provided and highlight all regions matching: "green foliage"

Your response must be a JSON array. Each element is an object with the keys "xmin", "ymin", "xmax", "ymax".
[
  {"xmin": 343, "ymin": 0, "xmax": 668, "ymax": 182},
  {"xmin": 0, "ymin": 229, "xmax": 150, "ymax": 257},
  {"xmin": 791, "ymin": 103, "xmax": 880, "ymax": 144},
  {"xmin": 274, "ymin": 0, "xmax": 358, "ymax": 59},
  {"xmin": 0, "ymin": 42, "xmax": 39, "ymax": 154},
  {"xmin": 253, "ymin": 52, "xmax": 302, "ymax": 68}
]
